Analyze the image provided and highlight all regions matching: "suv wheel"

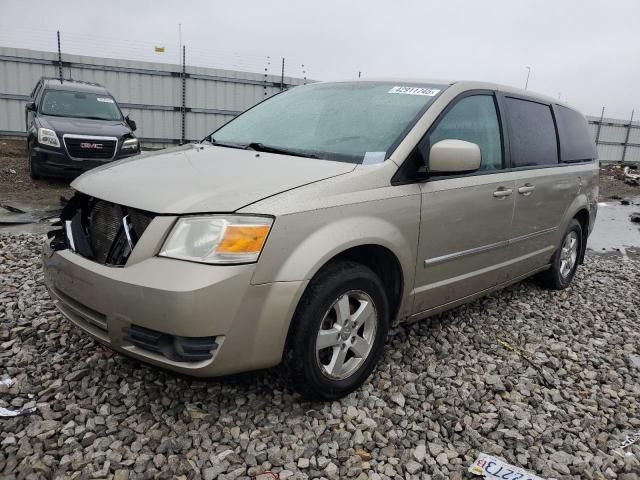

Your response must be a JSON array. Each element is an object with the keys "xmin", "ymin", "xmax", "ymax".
[
  {"xmin": 539, "ymin": 219, "xmax": 582, "ymax": 289},
  {"xmin": 285, "ymin": 260, "xmax": 389, "ymax": 400},
  {"xmin": 28, "ymin": 146, "xmax": 41, "ymax": 180}
]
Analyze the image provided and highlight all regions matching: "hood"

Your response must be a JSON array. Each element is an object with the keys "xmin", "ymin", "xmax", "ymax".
[
  {"xmin": 71, "ymin": 144, "xmax": 356, "ymax": 213},
  {"xmin": 38, "ymin": 115, "xmax": 131, "ymax": 138}
]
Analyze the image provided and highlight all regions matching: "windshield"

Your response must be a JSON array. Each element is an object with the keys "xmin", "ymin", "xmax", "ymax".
[
  {"xmin": 40, "ymin": 90, "xmax": 122, "ymax": 121},
  {"xmin": 209, "ymin": 82, "xmax": 446, "ymax": 163}
]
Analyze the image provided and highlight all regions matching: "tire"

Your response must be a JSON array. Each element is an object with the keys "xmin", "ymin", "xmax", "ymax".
[
  {"xmin": 28, "ymin": 147, "xmax": 41, "ymax": 180},
  {"xmin": 538, "ymin": 219, "xmax": 582, "ymax": 290},
  {"xmin": 285, "ymin": 260, "xmax": 389, "ymax": 400}
]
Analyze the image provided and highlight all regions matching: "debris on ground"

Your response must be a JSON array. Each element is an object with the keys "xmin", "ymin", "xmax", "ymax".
[
  {"xmin": 624, "ymin": 165, "xmax": 640, "ymax": 186},
  {"xmin": 630, "ymin": 212, "xmax": 640, "ymax": 223},
  {"xmin": 619, "ymin": 431, "xmax": 640, "ymax": 449},
  {"xmin": 0, "ymin": 204, "xmax": 27, "ymax": 214},
  {"xmin": 0, "ymin": 406, "xmax": 37, "ymax": 417},
  {"xmin": 495, "ymin": 337, "xmax": 556, "ymax": 388}
]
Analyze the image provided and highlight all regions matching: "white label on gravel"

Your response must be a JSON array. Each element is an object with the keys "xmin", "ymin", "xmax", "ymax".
[{"xmin": 469, "ymin": 453, "xmax": 545, "ymax": 480}]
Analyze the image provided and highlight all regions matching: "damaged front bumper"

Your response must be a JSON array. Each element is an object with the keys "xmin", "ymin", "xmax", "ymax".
[{"xmin": 42, "ymin": 194, "xmax": 306, "ymax": 377}]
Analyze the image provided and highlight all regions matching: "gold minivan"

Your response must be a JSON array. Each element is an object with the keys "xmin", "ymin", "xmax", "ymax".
[{"xmin": 43, "ymin": 80, "xmax": 598, "ymax": 399}]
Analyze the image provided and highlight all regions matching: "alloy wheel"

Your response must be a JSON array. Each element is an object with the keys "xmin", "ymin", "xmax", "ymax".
[
  {"xmin": 315, "ymin": 290, "xmax": 377, "ymax": 380},
  {"xmin": 559, "ymin": 231, "xmax": 579, "ymax": 278}
]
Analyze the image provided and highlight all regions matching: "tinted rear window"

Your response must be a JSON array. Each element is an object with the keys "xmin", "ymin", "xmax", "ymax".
[
  {"xmin": 505, "ymin": 97, "xmax": 558, "ymax": 167},
  {"xmin": 555, "ymin": 105, "xmax": 597, "ymax": 162}
]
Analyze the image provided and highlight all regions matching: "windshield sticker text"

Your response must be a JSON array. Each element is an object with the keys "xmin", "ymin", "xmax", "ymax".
[
  {"xmin": 96, "ymin": 97, "xmax": 114, "ymax": 103},
  {"xmin": 388, "ymin": 86, "xmax": 440, "ymax": 96}
]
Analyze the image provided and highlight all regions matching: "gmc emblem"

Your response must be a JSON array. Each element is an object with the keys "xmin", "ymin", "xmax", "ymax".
[{"xmin": 80, "ymin": 142, "xmax": 103, "ymax": 149}]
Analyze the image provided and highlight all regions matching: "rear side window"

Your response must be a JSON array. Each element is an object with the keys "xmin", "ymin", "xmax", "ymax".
[
  {"xmin": 505, "ymin": 97, "xmax": 558, "ymax": 167},
  {"xmin": 555, "ymin": 105, "xmax": 597, "ymax": 162}
]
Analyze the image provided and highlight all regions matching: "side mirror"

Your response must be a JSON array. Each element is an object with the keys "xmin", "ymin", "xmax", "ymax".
[
  {"xmin": 429, "ymin": 139, "xmax": 481, "ymax": 173},
  {"xmin": 26, "ymin": 101, "xmax": 36, "ymax": 112},
  {"xmin": 125, "ymin": 116, "xmax": 137, "ymax": 131}
]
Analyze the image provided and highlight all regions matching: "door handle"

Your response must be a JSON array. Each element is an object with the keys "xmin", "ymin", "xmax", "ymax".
[
  {"xmin": 493, "ymin": 187, "xmax": 513, "ymax": 198},
  {"xmin": 518, "ymin": 184, "xmax": 535, "ymax": 195}
]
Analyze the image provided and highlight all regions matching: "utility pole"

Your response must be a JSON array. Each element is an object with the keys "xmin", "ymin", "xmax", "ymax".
[
  {"xmin": 57, "ymin": 31, "xmax": 63, "ymax": 83},
  {"xmin": 264, "ymin": 56, "xmax": 271, "ymax": 96},
  {"xmin": 358, "ymin": 71, "xmax": 361, "ymax": 79},
  {"xmin": 181, "ymin": 45, "xmax": 186, "ymax": 145},
  {"xmin": 280, "ymin": 58, "xmax": 285, "ymax": 91},
  {"xmin": 524, "ymin": 66, "xmax": 531, "ymax": 90}
]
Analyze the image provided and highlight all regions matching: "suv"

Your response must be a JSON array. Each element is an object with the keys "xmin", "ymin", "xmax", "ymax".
[
  {"xmin": 43, "ymin": 80, "xmax": 598, "ymax": 399},
  {"xmin": 26, "ymin": 78, "xmax": 139, "ymax": 179}
]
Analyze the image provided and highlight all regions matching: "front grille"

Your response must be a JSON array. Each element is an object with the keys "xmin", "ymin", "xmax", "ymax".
[
  {"xmin": 50, "ymin": 194, "xmax": 155, "ymax": 266},
  {"xmin": 64, "ymin": 137, "xmax": 117, "ymax": 160}
]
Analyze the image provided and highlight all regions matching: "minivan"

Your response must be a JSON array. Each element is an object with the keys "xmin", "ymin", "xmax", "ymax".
[
  {"xmin": 43, "ymin": 80, "xmax": 598, "ymax": 399},
  {"xmin": 26, "ymin": 77, "xmax": 139, "ymax": 179}
]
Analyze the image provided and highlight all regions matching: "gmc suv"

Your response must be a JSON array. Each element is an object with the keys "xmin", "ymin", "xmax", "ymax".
[{"xmin": 26, "ymin": 77, "xmax": 139, "ymax": 179}]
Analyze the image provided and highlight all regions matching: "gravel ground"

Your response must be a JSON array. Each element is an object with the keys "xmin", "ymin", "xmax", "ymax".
[{"xmin": 1, "ymin": 233, "xmax": 640, "ymax": 480}]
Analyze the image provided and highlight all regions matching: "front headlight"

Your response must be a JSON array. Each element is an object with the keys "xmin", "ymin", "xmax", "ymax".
[
  {"xmin": 121, "ymin": 137, "xmax": 138, "ymax": 151},
  {"xmin": 37, "ymin": 128, "xmax": 60, "ymax": 148},
  {"xmin": 159, "ymin": 215, "xmax": 273, "ymax": 264}
]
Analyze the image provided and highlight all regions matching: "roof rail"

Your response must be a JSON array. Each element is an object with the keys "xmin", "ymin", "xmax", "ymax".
[{"xmin": 40, "ymin": 76, "xmax": 104, "ymax": 88}]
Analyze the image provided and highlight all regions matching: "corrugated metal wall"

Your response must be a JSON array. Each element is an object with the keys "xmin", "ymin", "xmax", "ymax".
[
  {"xmin": 0, "ymin": 47, "xmax": 306, "ymax": 147},
  {"xmin": 587, "ymin": 115, "xmax": 640, "ymax": 163}
]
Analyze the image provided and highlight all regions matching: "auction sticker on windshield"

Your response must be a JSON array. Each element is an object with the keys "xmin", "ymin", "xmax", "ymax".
[
  {"xmin": 96, "ymin": 97, "xmax": 114, "ymax": 103},
  {"xmin": 468, "ymin": 453, "xmax": 545, "ymax": 480},
  {"xmin": 388, "ymin": 86, "xmax": 440, "ymax": 96}
]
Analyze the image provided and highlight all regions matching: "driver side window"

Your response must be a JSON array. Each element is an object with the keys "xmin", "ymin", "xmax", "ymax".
[{"xmin": 429, "ymin": 94, "xmax": 503, "ymax": 171}]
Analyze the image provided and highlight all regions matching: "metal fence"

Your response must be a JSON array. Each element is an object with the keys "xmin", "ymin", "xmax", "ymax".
[
  {"xmin": 0, "ymin": 47, "xmax": 306, "ymax": 147},
  {"xmin": 587, "ymin": 111, "xmax": 639, "ymax": 163}
]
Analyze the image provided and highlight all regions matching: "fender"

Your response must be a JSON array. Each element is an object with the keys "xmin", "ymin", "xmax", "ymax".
[{"xmin": 250, "ymin": 199, "xmax": 420, "ymax": 307}]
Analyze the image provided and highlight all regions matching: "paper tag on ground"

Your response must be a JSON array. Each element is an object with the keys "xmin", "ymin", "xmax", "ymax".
[
  {"xmin": 469, "ymin": 453, "xmax": 545, "ymax": 480},
  {"xmin": 362, "ymin": 151, "xmax": 386, "ymax": 165},
  {"xmin": 96, "ymin": 97, "xmax": 114, "ymax": 103},
  {"xmin": 0, "ymin": 406, "xmax": 37, "ymax": 417},
  {"xmin": 388, "ymin": 86, "xmax": 440, "ymax": 96}
]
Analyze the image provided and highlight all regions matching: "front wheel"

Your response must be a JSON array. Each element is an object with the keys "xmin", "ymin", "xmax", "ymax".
[
  {"xmin": 28, "ymin": 146, "xmax": 41, "ymax": 180},
  {"xmin": 539, "ymin": 219, "xmax": 582, "ymax": 289},
  {"xmin": 285, "ymin": 261, "xmax": 389, "ymax": 400}
]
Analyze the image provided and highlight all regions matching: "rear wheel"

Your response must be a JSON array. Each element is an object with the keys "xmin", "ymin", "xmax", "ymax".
[
  {"xmin": 539, "ymin": 219, "xmax": 582, "ymax": 289},
  {"xmin": 285, "ymin": 260, "xmax": 389, "ymax": 400}
]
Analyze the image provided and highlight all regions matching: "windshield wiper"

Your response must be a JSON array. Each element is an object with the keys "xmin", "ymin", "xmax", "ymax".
[
  {"xmin": 209, "ymin": 136, "xmax": 249, "ymax": 150},
  {"xmin": 79, "ymin": 116, "xmax": 114, "ymax": 121},
  {"xmin": 246, "ymin": 142, "xmax": 318, "ymax": 159}
]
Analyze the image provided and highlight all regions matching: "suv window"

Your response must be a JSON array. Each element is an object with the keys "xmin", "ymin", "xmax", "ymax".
[
  {"xmin": 40, "ymin": 90, "xmax": 122, "ymax": 121},
  {"xmin": 505, "ymin": 97, "xmax": 558, "ymax": 167},
  {"xmin": 428, "ymin": 95, "xmax": 503, "ymax": 171},
  {"xmin": 555, "ymin": 105, "xmax": 597, "ymax": 162}
]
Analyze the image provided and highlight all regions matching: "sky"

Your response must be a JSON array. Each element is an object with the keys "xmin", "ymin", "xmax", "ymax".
[{"xmin": 1, "ymin": 0, "xmax": 638, "ymax": 119}]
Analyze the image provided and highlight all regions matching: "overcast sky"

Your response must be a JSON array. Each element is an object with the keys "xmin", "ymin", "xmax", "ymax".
[{"xmin": 1, "ymin": 0, "xmax": 638, "ymax": 118}]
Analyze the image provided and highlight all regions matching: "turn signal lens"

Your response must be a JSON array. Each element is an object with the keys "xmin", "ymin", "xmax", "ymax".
[{"xmin": 217, "ymin": 225, "xmax": 271, "ymax": 254}]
